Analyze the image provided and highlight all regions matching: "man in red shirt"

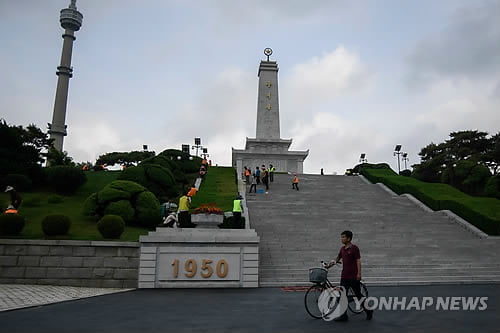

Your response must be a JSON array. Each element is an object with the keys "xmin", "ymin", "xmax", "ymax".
[{"xmin": 330, "ymin": 230, "xmax": 373, "ymax": 321}]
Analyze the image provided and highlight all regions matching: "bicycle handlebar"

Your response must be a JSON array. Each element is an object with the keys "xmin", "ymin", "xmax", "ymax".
[{"xmin": 320, "ymin": 260, "xmax": 341, "ymax": 269}]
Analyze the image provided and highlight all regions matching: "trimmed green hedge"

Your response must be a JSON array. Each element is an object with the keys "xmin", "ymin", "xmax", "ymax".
[
  {"xmin": 44, "ymin": 166, "xmax": 87, "ymax": 194},
  {"xmin": 2, "ymin": 174, "xmax": 32, "ymax": 192},
  {"xmin": 360, "ymin": 167, "xmax": 500, "ymax": 235},
  {"xmin": 119, "ymin": 164, "xmax": 178, "ymax": 199},
  {"xmin": 83, "ymin": 180, "xmax": 160, "ymax": 228}
]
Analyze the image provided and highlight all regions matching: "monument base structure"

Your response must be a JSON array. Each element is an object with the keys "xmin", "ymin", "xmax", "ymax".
[
  {"xmin": 138, "ymin": 228, "xmax": 259, "ymax": 288},
  {"xmin": 232, "ymin": 138, "xmax": 308, "ymax": 175}
]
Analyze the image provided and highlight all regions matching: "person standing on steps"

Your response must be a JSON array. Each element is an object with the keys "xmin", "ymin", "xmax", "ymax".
[
  {"xmin": 269, "ymin": 164, "xmax": 275, "ymax": 182},
  {"xmin": 291, "ymin": 173, "xmax": 299, "ymax": 191},
  {"xmin": 244, "ymin": 166, "xmax": 251, "ymax": 184},
  {"xmin": 255, "ymin": 166, "xmax": 261, "ymax": 184},
  {"xmin": 248, "ymin": 173, "xmax": 257, "ymax": 193},
  {"xmin": 326, "ymin": 230, "xmax": 373, "ymax": 322},
  {"xmin": 261, "ymin": 166, "xmax": 269, "ymax": 192}
]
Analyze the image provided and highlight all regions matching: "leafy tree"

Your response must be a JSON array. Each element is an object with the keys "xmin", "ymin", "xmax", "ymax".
[
  {"xmin": 485, "ymin": 132, "xmax": 500, "ymax": 175},
  {"xmin": 441, "ymin": 160, "xmax": 491, "ymax": 195},
  {"xmin": 446, "ymin": 130, "xmax": 490, "ymax": 162},
  {"xmin": 412, "ymin": 142, "xmax": 450, "ymax": 182},
  {"xmin": 0, "ymin": 120, "xmax": 53, "ymax": 184},
  {"xmin": 412, "ymin": 130, "xmax": 497, "ymax": 194},
  {"xmin": 46, "ymin": 147, "xmax": 75, "ymax": 166},
  {"xmin": 96, "ymin": 151, "xmax": 155, "ymax": 167}
]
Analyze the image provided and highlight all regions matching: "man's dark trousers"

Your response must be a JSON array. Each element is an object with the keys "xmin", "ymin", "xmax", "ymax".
[{"xmin": 339, "ymin": 279, "xmax": 369, "ymax": 318}]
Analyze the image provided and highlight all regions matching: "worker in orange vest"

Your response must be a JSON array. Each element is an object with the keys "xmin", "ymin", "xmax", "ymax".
[
  {"xmin": 187, "ymin": 185, "xmax": 198, "ymax": 199},
  {"xmin": 244, "ymin": 166, "xmax": 251, "ymax": 184},
  {"xmin": 292, "ymin": 173, "xmax": 299, "ymax": 191},
  {"xmin": 4, "ymin": 205, "xmax": 18, "ymax": 214}
]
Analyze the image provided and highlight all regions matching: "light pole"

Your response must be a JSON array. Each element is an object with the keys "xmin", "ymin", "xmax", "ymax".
[
  {"xmin": 202, "ymin": 147, "xmax": 210, "ymax": 160},
  {"xmin": 402, "ymin": 153, "xmax": 409, "ymax": 170},
  {"xmin": 192, "ymin": 138, "xmax": 202, "ymax": 157},
  {"xmin": 393, "ymin": 145, "xmax": 402, "ymax": 174}
]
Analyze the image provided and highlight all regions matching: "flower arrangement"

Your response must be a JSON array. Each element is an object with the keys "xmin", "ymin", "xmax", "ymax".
[{"xmin": 192, "ymin": 203, "xmax": 224, "ymax": 215}]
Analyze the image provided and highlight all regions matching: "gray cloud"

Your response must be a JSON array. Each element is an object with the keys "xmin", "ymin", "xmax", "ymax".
[{"xmin": 406, "ymin": 1, "xmax": 500, "ymax": 87}]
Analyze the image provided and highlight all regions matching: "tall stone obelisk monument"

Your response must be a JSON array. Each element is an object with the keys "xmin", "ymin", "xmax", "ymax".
[
  {"xmin": 255, "ymin": 59, "xmax": 280, "ymax": 139},
  {"xmin": 232, "ymin": 49, "xmax": 308, "ymax": 175},
  {"xmin": 48, "ymin": 0, "xmax": 83, "ymax": 152}
]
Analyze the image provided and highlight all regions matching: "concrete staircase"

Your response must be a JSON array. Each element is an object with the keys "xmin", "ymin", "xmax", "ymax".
[{"xmin": 246, "ymin": 174, "xmax": 500, "ymax": 287}]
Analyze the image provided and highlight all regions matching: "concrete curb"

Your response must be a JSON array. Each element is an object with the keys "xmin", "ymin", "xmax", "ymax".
[
  {"xmin": 357, "ymin": 174, "xmax": 372, "ymax": 185},
  {"xmin": 439, "ymin": 210, "xmax": 490, "ymax": 239},
  {"xmin": 375, "ymin": 182, "xmax": 398, "ymax": 196},
  {"xmin": 401, "ymin": 193, "xmax": 434, "ymax": 213}
]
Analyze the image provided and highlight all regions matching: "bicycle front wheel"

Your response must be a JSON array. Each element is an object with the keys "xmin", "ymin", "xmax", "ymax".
[{"xmin": 304, "ymin": 284, "xmax": 325, "ymax": 319}]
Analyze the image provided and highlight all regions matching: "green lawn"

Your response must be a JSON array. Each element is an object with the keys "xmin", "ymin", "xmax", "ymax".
[
  {"xmin": 0, "ymin": 171, "xmax": 149, "ymax": 241},
  {"xmin": 190, "ymin": 167, "xmax": 238, "ymax": 212},
  {"xmin": 361, "ymin": 167, "xmax": 500, "ymax": 235}
]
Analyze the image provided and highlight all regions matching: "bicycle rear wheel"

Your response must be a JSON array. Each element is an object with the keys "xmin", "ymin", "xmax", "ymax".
[
  {"xmin": 347, "ymin": 281, "xmax": 369, "ymax": 314},
  {"xmin": 304, "ymin": 284, "xmax": 325, "ymax": 319}
]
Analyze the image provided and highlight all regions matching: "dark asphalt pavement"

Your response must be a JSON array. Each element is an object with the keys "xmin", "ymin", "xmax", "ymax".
[{"xmin": 1, "ymin": 284, "xmax": 499, "ymax": 333}]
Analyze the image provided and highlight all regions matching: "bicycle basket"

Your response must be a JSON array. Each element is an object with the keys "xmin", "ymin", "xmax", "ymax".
[{"xmin": 309, "ymin": 268, "xmax": 327, "ymax": 283}]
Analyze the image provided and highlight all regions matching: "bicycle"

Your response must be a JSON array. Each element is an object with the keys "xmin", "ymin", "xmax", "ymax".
[{"xmin": 304, "ymin": 261, "xmax": 369, "ymax": 319}]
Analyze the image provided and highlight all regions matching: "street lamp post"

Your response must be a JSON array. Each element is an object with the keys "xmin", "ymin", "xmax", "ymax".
[
  {"xmin": 393, "ymin": 145, "xmax": 402, "ymax": 174},
  {"xmin": 192, "ymin": 138, "xmax": 202, "ymax": 157},
  {"xmin": 402, "ymin": 153, "xmax": 409, "ymax": 170}
]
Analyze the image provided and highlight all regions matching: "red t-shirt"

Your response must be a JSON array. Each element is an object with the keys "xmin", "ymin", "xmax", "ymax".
[{"xmin": 338, "ymin": 244, "xmax": 361, "ymax": 279}]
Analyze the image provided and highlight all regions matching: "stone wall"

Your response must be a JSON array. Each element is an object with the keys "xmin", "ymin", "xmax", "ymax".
[{"xmin": 0, "ymin": 239, "xmax": 139, "ymax": 288}]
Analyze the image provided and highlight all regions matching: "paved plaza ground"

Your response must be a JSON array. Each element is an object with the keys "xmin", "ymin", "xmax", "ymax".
[{"xmin": 0, "ymin": 284, "xmax": 498, "ymax": 333}]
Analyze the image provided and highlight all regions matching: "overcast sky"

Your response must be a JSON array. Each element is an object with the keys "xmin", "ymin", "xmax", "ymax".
[{"xmin": 1, "ymin": 0, "xmax": 499, "ymax": 174}]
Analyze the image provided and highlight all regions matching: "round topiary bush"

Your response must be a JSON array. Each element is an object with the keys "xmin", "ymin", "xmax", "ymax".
[
  {"xmin": 0, "ymin": 213, "xmax": 25, "ymax": 236},
  {"xmin": 2, "ymin": 174, "xmax": 32, "ymax": 192},
  {"xmin": 485, "ymin": 175, "xmax": 500, "ymax": 199},
  {"xmin": 44, "ymin": 166, "xmax": 87, "ymax": 194},
  {"xmin": 135, "ymin": 191, "xmax": 161, "ymax": 227},
  {"xmin": 104, "ymin": 200, "xmax": 135, "ymax": 223},
  {"xmin": 84, "ymin": 180, "xmax": 161, "ymax": 228},
  {"xmin": 83, "ymin": 192, "xmax": 99, "ymax": 216},
  {"xmin": 119, "ymin": 164, "xmax": 178, "ymax": 198},
  {"xmin": 97, "ymin": 215, "xmax": 125, "ymax": 239},
  {"xmin": 41, "ymin": 215, "xmax": 71, "ymax": 236}
]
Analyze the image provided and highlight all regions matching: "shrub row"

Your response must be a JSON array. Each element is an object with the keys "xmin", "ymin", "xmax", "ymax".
[
  {"xmin": 1, "ymin": 166, "xmax": 87, "ymax": 194},
  {"xmin": 0, "ymin": 213, "xmax": 125, "ymax": 239},
  {"xmin": 360, "ymin": 167, "xmax": 500, "ymax": 235}
]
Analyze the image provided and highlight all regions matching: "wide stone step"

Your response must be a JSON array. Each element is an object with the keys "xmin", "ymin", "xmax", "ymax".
[{"xmin": 247, "ymin": 174, "xmax": 500, "ymax": 286}]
